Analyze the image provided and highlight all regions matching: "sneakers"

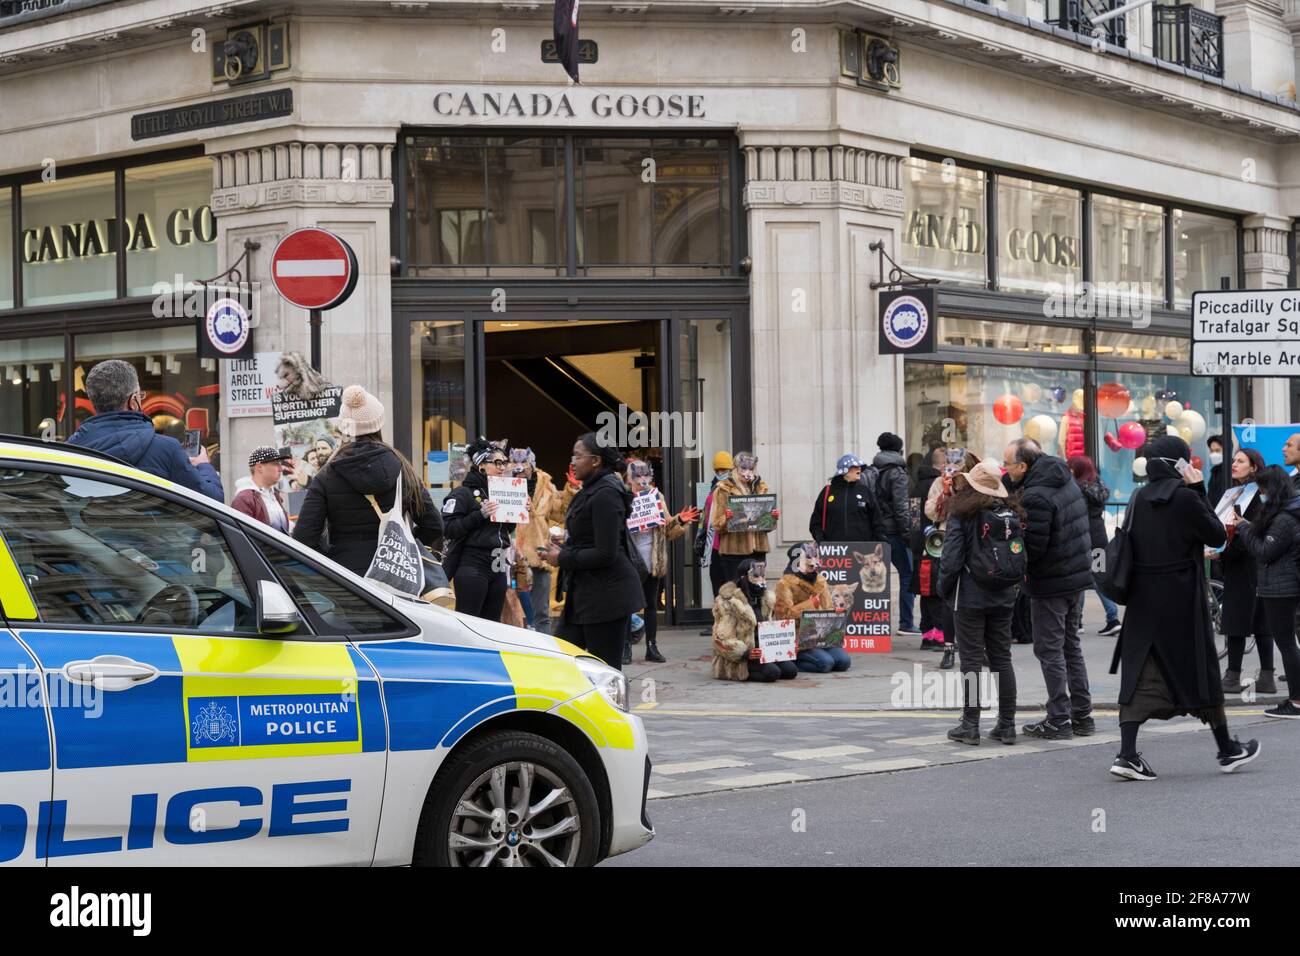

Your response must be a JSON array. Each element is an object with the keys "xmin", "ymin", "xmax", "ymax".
[
  {"xmin": 947, "ymin": 718, "xmax": 980, "ymax": 746},
  {"xmin": 921, "ymin": 628, "xmax": 944, "ymax": 650},
  {"xmin": 987, "ymin": 719, "xmax": 1016, "ymax": 745},
  {"xmin": 1023, "ymin": 718, "xmax": 1074, "ymax": 740},
  {"xmin": 1110, "ymin": 753, "xmax": 1158, "ymax": 781},
  {"xmin": 1098, "ymin": 619, "xmax": 1122, "ymax": 636},
  {"xmin": 1217, "ymin": 738, "xmax": 1261, "ymax": 773},
  {"xmin": 1071, "ymin": 716, "xmax": 1096, "ymax": 737},
  {"xmin": 898, "ymin": 625, "xmax": 921, "ymax": 635},
  {"xmin": 1264, "ymin": 699, "xmax": 1300, "ymax": 719},
  {"xmin": 1256, "ymin": 670, "xmax": 1278, "ymax": 695}
]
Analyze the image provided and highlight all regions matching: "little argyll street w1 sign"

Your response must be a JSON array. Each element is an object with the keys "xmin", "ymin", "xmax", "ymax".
[{"xmin": 1190, "ymin": 288, "xmax": 1300, "ymax": 376}]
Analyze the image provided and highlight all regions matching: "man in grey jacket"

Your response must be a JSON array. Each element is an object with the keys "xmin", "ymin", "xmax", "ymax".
[{"xmin": 872, "ymin": 432, "xmax": 917, "ymax": 633}]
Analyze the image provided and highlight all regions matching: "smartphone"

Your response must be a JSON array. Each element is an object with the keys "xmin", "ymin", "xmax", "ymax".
[
  {"xmin": 1174, "ymin": 458, "xmax": 1193, "ymax": 478},
  {"xmin": 534, "ymin": 546, "xmax": 550, "ymax": 555},
  {"xmin": 182, "ymin": 429, "xmax": 202, "ymax": 458}
]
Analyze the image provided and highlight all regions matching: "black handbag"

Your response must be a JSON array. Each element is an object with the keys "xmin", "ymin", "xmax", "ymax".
[{"xmin": 1096, "ymin": 495, "xmax": 1138, "ymax": 605}]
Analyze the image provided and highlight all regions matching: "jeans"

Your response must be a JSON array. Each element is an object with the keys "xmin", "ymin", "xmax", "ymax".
[
  {"xmin": 796, "ymin": 646, "xmax": 852, "ymax": 673},
  {"xmin": 529, "ymin": 567, "xmax": 553, "ymax": 634},
  {"xmin": 1030, "ymin": 591, "xmax": 1092, "ymax": 722},
  {"xmin": 1261, "ymin": 597, "xmax": 1300, "ymax": 697},
  {"xmin": 953, "ymin": 606, "xmax": 1017, "ymax": 720},
  {"xmin": 1091, "ymin": 584, "xmax": 1119, "ymax": 624},
  {"xmin": 888, "ymin": 534, "xmax": 915, "ymax": 629},
  {"xmin": 516, "ymin": 588, "xmax": 534, "ymax": 627}
]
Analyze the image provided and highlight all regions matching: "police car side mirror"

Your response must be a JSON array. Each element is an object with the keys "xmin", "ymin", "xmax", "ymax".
[{"xmin": 257, "ymin": 579, "xmax": 302, "ymax": 635}]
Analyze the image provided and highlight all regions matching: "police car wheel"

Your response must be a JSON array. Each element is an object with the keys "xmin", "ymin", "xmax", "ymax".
[{"xmin": 415, "ymin": 731, "xmax": 601, "ymax": 867}]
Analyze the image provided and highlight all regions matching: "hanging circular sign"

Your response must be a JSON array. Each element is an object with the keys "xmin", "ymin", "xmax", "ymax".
[
  {"xmin": 881, "ymin": 293, "xmax": 930, "ymax": 351},
  {"xmin": 204, "ymin": 297, "xmax": 251, "ymax": 356}
]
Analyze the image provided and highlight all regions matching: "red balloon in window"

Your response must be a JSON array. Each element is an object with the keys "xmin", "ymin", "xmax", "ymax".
[
  {"xmin": 1096, "ymin": 382, "xmax": 1131, "ymax": 419},
  {"xmin": 992, "ymin": 394, "xmax": 1023, "ymax": 425}
]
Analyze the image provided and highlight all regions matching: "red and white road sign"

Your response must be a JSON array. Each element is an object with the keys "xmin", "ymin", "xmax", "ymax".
[{"xmin": 270, "ymin": 227, "xmax": 359, "ymax": 311}]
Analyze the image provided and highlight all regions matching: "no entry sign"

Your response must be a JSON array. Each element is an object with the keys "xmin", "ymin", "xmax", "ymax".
[{"xmin": 270, "ymin": 228, "xmax": 358, "ymax": 311}]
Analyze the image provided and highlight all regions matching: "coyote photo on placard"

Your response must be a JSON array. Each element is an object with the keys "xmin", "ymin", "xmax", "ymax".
[{"xmin": 854, "ymin": 544, "xmax": 887, "ymax": 593}]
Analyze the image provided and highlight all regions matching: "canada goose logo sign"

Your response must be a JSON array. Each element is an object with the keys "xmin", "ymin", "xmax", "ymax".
[{"xmin": 878, "ymin": 287, "xmax": 936, "ymax": 355}]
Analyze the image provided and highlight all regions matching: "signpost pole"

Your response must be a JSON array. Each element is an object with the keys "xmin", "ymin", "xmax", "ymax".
[{"xmin": 310, "ymin": 308, "xmax": 323, "ymax": 373}]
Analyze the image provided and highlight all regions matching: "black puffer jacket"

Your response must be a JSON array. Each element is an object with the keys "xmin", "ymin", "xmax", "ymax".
[
  {"xmin": 1015, "ymin": 455, "xmax": 1092, "ymax": 597},
  {"xmin": 1238, "ymin": 497, "xmax": 1300, "ymax": 598},
  {"xmin": 441, "ymin": 467, "xmax": 514, "ymax": 570},
  {"xmin": 1078, "ymin": 479, "xmax": 1110, "ymax": 552},
  {"xmin": 292, "ymin": 441, "xmax": 442, "ymax": 575},
  {"xmin": 808, "ymin": 475, "xmax": 885, "ymax": 543},
  {"xmin": 871, "ymin": 451, "xmax": 912, "ymax": 536},
  {"xmin": 938, "ymin": 511, "xmax": 1020, "ymax": 612},
  {"xmin": 557, "ymin": 470, "xmax": 644, "ymax": 626}
]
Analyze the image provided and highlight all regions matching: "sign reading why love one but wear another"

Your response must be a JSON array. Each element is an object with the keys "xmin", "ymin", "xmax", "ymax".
[
  {"xmin": 626, "ymin": 490, "xmax": 666, "ymax": 532},
  {"xmin": 488, "ymin": 476, "xmax": 530, "ymax": 524},
  {"xmin": 815, "ymin": 541, "xmax": 893, "ymax": 652},
  {"xmin": 757, "ymin": 619, "xmax": 798, "ymax": 664}
]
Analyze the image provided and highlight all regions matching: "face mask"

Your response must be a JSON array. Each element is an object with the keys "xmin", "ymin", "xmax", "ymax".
[
  {"xmin": 1209, "ymin": 452, "xmax": 1223, "ymax": 467},
  {"xmin": 715, "ymin": 470, "xmax": 729, "ymax": 480}
]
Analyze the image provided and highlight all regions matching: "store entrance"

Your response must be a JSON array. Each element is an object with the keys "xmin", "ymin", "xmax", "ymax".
[{"xmin": 482, "ymin": 319, "xmax": 662, "ymax": 485}]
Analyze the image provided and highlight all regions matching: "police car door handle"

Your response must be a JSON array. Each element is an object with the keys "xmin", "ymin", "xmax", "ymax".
[{"xmin": 63, "ymin": 655, "xmax": 160, "ymax": 692}]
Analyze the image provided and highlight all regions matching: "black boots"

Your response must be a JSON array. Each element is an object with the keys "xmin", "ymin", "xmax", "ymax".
[
  {"xmin": 1257, "ymin": 669, "xmax": 1278, "ymax": 694},
  {"xmin": 947, "ymin": 711, "xmax": 980, "ymax": 745},
  {"xmin": 622, "ymin": 641, "xmax": 633, "ymax": 665},
  {"xmin": 987, "ymin": 718, "xmax": 1016, "ymax": 745},
  {"xmin": 644, "ymin": 640, "xmax": 665, "ymax": 663},
  {"xmin": 939, "ymin": 645, "xmax": 956, "ymax": 670},
  {"xmin": 1221, "ymin": 669, "xmax": 1244, "ymax": 693}
]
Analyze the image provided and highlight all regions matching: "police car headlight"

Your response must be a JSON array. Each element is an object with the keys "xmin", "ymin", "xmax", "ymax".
[{"xmin": 576, "ymin": 656, "xmax": 629, "ymax": 712}]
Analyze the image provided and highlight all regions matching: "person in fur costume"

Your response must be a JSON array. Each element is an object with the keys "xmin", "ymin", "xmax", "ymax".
[
  {"xmin": 775, "ymin": 542, "xmax": 852, "ymax": 674},
  {"xmin": 711, "ymin": 559, "xmax": 795, "ymax": 682}
]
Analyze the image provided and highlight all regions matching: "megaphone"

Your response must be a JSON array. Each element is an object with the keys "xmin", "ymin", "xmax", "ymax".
[{"xmin": 924, "ymin": 526, "xmax": 946, "ymax": 559}]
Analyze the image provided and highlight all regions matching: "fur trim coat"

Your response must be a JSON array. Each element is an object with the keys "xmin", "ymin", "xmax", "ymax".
[
  {"xmin": 773, "ymin": 572, "xmax": 833, "ymax": 624},
  {"xmin": 627, "ymin": 488, "xmax": 688, "ymax": 578},
  {"xmin": 711, "ymin": 582, "xmax": 776, "ymax": 681},
  {"xmin": 709, "ymin": 473, "xmax": 772, "ymax": 556}
]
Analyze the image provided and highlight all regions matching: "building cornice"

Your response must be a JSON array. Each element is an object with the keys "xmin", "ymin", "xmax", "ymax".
[{"xmin": 209, "ymin": 140, "xmax": 394, "ymax": 212}]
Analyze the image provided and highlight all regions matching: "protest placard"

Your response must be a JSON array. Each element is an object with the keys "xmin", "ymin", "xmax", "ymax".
[
  {"xmin": 757, "ymin": 619, "xmax": 797, "ymax": 664},
  {"xmin": 488, "ymin": 476, "xmax": 530, "ymax": 524},
  {"xmin": 725, "ymin": 494, "xmax": 777, "ymax": 532},
  {"xmin": 798, "ymin": 610, "xmax": 847, "ymax": 650},
  {"xmin": 627, "ymin": 490, "xmax": 666, "ymax": 532},
  {"xmin": 814, "ymin": 541, "xmax": 893, "ymax": 652}
]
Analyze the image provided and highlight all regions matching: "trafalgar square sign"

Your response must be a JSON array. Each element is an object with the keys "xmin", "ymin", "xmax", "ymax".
[{"xmin": 1190, "ymin": 289, "xmax": 1300, "ymax": 376}]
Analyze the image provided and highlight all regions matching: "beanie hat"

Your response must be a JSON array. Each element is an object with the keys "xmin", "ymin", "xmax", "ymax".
[
  {"xmin": 836, "ymin": 453, "xmax": 864, "ymax": 476},
  {"xmin": 877, "ymin": 432, "xmax": 903, "ymax": 453},
  {"xmin": 712, "ymin": 451, "xmax": 733, "ymax": 471},
  {"xmin": 338, "ymin": 385, "xmax": 384, "ymax": 437}
]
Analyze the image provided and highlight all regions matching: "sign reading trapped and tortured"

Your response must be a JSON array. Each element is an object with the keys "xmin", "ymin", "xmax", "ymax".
[
  {"xmin": 1190, "ymin": 288, "xmax": 1300, "ymax": 375},
  {"xmin": 626, "ymin": 490, "xmax": 666, "ymax": 532},
  {"xmin": 798, "ymin": 610, "xmax": 847, "ymax": 650},
  {"xmin": 757, "ymin": 619, "xmax": 797, "ymax": 664},
  {"xmin": 815, "ymin": 541, "xmax": 893, "ymax": 652},
  {"xmin": 488, "ymin": 476, "xmax": 530, "ymax": 524},
  {"xmin": 725, "ymin": 494, "xmax": 777, "ymax": 533}
]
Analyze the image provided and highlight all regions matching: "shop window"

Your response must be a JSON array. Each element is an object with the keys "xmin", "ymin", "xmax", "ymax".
[
  {"xmin": 20, "ymin": 172, "xmax": 117, "ymax": 307},
  {"xmin": 903, "ymin": 361, "xmax": 1086, "ymax": 465},
  {"xmin": 0, "ymin": 187, "xmax": 11, "ymax": 309},
  {"xmin": 901, "ymin": 157, "xmax": 987, "ymax": 287},
  {"xmin": 1091, "ymin": 194, "xmax": 1165, "ymax": 304},
  {"xmin": 996, "ymin": 176, "xmax": 1083, "ymax": 294},
  {"xmin": 123, "ymin": 158, "xmax": 217, "ymax": 298},
  {"xmin": 1173, "ymin": 208, "xmax": 1236, "ymax": 308},
  {"xmin": 410, "ymin": 320, "xmax": 467, "ymax": 509},
  {"xmin": 1093, "ymin": 374, "xmax": 1217, "ymax": 515},
  {"xmin": 0, "ymin": 337, "xmax": 62, "ymax": 439},
  {"xmin": 1095, "ymin": 331, "xmax": 1189, "ymax": 362},
  {"xmin": 73, "ymin": 327, "xmax": 220, "ymax": 464},
  {"xmin": 939, "ymin": 317, "xmax": 1084, "ymax": 354}
]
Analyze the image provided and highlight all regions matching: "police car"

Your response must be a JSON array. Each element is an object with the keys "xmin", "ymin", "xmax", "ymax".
[{"xmin": 0, "ymin": 437, "xmax": 653, "ymax": 866}]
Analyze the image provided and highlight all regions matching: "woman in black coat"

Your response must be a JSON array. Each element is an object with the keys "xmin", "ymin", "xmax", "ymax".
[
  {"xmin": 542, "ymin": 433, "xmax": 644, "ymax": 670},
  {"xmin": 293, "ymin": 433, "xmax": 442, "ymax": 576},
  {"xmin": 1232, "ymin": 465, "xmax": 1300, "ymax": 719},
  {"xmin": 1107, "ymin": 435, "xmax": 1259, "ymax": 781},
  {"xmin": 440, "ymin": 441, "xmax": 518, "ymax": 621},
  {"xmin": 1068, "ymin": 455, "xmax": 1121, "ymax": 636},
  {"xmin": 1214, "ymin": 448, "xmax": 1274, "ymax": 693}
]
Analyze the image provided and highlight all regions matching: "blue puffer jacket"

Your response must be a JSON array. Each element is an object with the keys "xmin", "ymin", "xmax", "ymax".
[{"xmin": 68, "ymin": 411, "xmax": 224, "ymax": 502}]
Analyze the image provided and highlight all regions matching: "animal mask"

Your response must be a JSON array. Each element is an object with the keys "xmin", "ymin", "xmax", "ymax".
[
  {"xmin": 629, "ymin": 460, "xmax": 654, "ymax": 491},
  {"xmin": 733, "ymin": 452, "xmax": 758, "ymax": 483}
]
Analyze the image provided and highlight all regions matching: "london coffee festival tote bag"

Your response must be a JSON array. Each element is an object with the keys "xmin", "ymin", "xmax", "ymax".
[{"xmin": 364, "ymin": 472, "xmax": 426, "ymax": 598}]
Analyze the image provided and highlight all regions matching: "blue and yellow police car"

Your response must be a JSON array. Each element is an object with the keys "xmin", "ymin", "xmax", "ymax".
[{"xmin": 0, "ymin": 437, "xmax": 653, "ymax": 866}]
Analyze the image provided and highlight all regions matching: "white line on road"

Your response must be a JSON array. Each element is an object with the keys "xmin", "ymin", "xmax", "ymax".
[
  {"xmin": 772, "ymin": 744, "xmax": 874, "ymax": 760},
  {"xmin": 655, "ymin": 757, "xmax": 750, "ymax": 775},
  {"xmin": 705, "ymin": 770, "xmax": 812, "ymax": 788},
  {"xmin": 838, "ymin": 757, "xmax": 931, "ymax": 772}
]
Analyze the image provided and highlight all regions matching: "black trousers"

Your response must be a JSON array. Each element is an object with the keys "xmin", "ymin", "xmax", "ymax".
[
  {"xmin": 708, "ymin": 554, "xmax": 726, "ymax": 598},
  {"xmin": 748, "ymin": 659, "xmax": 798, "ymax": 682},
  {"xmin": 452, "ymin": 554, "xmax": 507, "ymax": 622},
  {"xmin": 1261, "ymin": 597, "xmax": 1300, "ymax": 696},
  {"xmin": 569, "ymin": 617, "xmax": 631, "ymax": 671},
  {"xmin": 640, "ymin": 575, "xmax": 662, "ymax": 645},
  {"xmin": 953, "ymin": 605, "xmax": 1017, "ymax": 719}
]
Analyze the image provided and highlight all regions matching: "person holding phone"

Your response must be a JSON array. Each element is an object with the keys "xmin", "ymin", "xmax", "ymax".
[
  {"xmin": 1214, "ymin": 449, "xmax": 1273, "ymax": 694},
  {"xmin": 232, "ymin": 446, "xmax": 293, "ymax": 532},
  {"xmin": 441, "ymin": 440, "xmax": 520, "ymax": 621}
]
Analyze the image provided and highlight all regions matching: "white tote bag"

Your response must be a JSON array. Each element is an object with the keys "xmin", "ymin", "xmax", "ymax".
[{"xmin": 363, "ymin": 472, "xmax": 426, "ymax": 597}]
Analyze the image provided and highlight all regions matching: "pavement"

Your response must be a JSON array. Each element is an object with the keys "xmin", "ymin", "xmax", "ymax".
[{"xmin": 629, "ymin": 586, "xmax": 1287, "ymax": 801}]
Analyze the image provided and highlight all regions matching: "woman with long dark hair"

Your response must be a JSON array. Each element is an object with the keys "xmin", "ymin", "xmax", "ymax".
[
  {"xmin": 293, "ymin": 386, "xmax": 442, "ymax": 575},
  {"xmin": 1232, "ymin": 464, "xmax": 1300, "ymax": 718},
  {"xmin": 1108, "ymin": 435, "xmax": 1259, "ymax": 781},
  {"xmin": 1068, "ymin": 454, "xmax": 1121, "ymax": 636},
  {"xmin": 441, "ymin": 439, "xmax": 519, "ymax": 621},
  {"xmin": 1216, "ymin": 448, "xmax": 1274, "ymax": 693},
  {"xmin": 541, "ymin": 433, "xmax": 644, "ymax": 669}
]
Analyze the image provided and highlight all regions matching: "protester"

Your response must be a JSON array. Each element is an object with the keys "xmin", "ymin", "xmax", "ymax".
[
  {"xmin": 938, "ymin": 460, "xmax": 1023, "ymax": 745},
  {"xmin": 1003, "ymin": 437, "xmax": 1094, "ymax": 740},
  {"xmin": 709, "ymin": 450, "xmax": 778, "ymax": 583},
  {"xmin": 711, "ymin": 558, "xmax": 796, "ymax": 682},
  {"xmin": 912, "ymin": 447, "xmax": 945, "ymax": 650},
  {"xmin": 924, "ymin": 450, "xmax": 980, "ymax": 666},
  {"xmin": 314, "ymin": 436, "xmax": 337, "ymax": 470},
  {"xmin": 624, "ymin": 457, "xmax": 700, "ymax": 663},
  {"xmin": 872, "ymin": 433, "xmax": 917, "ymax": 633},
  {"xmin": 440, "ymin": 440, "xmax": 519, "ymax": 621},
  {"xmin": 69, "ymin": 359, "xmax": 223, "ymax": 501},
  {"xmin": 292, "ymin": 386, "xmax": 441, "ymax": 575},
  {"xmin": 1068, "ymin": 455, "xmax": 1121, "ymax": 637},
  {"xmin": 1232, "ymin": 464, "xmax": 1300, "ymax": 719},
  {"xmin": 808, "ymin": 453, "xmax": 885, "ymax": 544},
  {"xmin": 1216, "ymin": 449, "xmax": 1274, "ymax": 694},
  {"xmin": 775, "ymin": 542, "xmax": 851, "ymax": 674},
  {"xmin": 541, "ymin": 433, "xmax": 643, "ymax": 670},
  {"xmin": 1205, "ymin": 434, "xmax": 1227, "ymax": 507},
  {"xmin": 509, "ymin": 446, "xmax": 564, "ymax": 634},
  {"xmin": 289, "ymin": 448, "xmax": 318, "ymax": 491},
  {"xmin": 232, "ymin": 446, "xmax": 293, "ymax": 532},
  {"xmin": 1109, "ymin": 436, "xmax": 1260, "ymax": 780}
]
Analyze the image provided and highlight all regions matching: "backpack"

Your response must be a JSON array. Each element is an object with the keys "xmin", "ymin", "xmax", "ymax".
[{"xmin": 965, "ymin": 508, "xmax": 1026, "ymax": 590}]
